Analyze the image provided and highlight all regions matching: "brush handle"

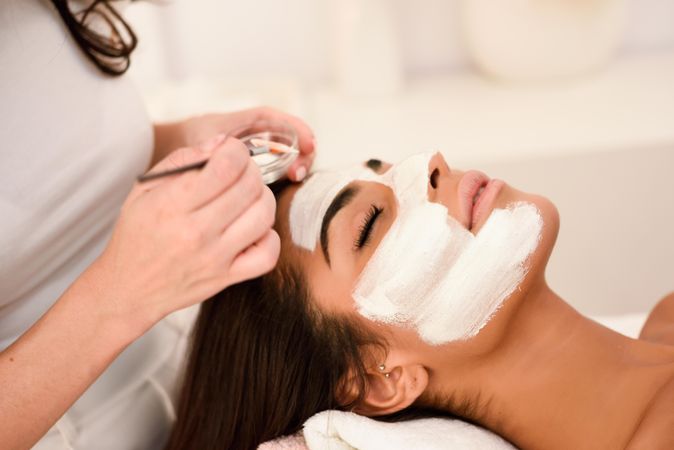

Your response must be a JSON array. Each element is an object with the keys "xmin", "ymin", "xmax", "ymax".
[
  {"xmin": 137, "ymin": 146, "xmax": 268, "ymax": 183},
  {"xmin": 137, "ymin": 160, "xmax": 209, "ymax": 182}
]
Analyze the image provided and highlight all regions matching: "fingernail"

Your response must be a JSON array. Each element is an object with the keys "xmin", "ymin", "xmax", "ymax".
[{"xmin": 295, "ymin": 166, "xmax": 307, "ymax": 182}]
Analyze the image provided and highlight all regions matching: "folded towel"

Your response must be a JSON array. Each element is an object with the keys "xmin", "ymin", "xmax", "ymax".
[
  {"xmin": 258, "ymin": 432, "xmax": 309, "ymax": 450},
  {"xmin": 303, "ymin": 410, "xmax": 515, "ymax": 450}
]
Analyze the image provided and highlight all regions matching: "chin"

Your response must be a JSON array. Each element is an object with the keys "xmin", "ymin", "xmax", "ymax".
[
  {"xmin": 521, "ymin": 191, "xmax": 559, "ymax": 247},
  {"xmin": 501, "ymin": 185, "xmax": 560, "ymax": 280},
  {"xmin": 465, "ymin": 189, "xmax": 559, "ymax": 348}
]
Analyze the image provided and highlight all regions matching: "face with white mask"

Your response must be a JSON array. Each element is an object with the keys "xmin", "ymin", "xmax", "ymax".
[{"xmin": 273, "ymin": 152, "xmax": 559, "ymax": 413}]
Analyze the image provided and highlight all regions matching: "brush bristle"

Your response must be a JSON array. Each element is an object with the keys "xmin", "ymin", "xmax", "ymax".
[{"xmin": 250, "ymin": 138, "xmax": 299, "ymax": 154}]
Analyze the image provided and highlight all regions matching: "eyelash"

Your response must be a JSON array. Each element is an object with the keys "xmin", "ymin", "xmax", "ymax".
[{"xmin": 355, "ymin": 205, "xmax": 383, "ymax": 249}]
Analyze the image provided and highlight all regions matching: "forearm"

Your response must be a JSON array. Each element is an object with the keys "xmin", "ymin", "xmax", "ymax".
[
  {"xmin": 0, "ymin": 263, "xmax": 147, "ymax": 449},
  {"xmin": 151, "ymin": 121, "xmax": 188, "ymax": 167}
]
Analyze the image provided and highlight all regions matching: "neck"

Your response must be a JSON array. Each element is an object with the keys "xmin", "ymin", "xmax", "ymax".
[{"xmin": 431, "ymin": 280, "xmax": 674, "ymax": 450}]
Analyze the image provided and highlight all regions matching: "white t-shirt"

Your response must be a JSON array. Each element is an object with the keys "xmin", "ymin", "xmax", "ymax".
[{"xmin": 0, "ymin": 1, "xmax": 189, "ymax": 448}]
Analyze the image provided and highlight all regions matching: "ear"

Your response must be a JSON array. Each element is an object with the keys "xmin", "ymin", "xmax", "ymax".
[{"xmin": 354, "ymin": 362, "xmax": 429, "ymax": 416}]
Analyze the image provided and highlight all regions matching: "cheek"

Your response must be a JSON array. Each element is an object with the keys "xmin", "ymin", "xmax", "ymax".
[
  {"xmin": 355, "ymin": 200, "xmax": 543, "ymax": 344},
  {"xmin": 358, "ymin": 315, "xmax": 432, "ymax": 355},
  {"xmin": 307, "ymin": 262, "xmax": 361, "ymax": 316},
  {"xmin": 432, "ymin": 183, "xmax": 464, "ymax": 227}
]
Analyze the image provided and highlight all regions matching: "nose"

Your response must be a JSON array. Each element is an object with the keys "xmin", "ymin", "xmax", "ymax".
[{"xmin": 427, "ymin": 152, "xmax": 450, "ymax": 202}]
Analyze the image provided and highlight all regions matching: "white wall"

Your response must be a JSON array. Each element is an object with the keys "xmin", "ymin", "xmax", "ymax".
[
  {"xmin": 478, "ymin": 145, "xmax": 674, "ymax": 316},
  {"xmin": 123, "ymin": 1, "xmax": 674, "ymax": 317},
  {"xmin": 126, "ymin": 0, "xmax": 674, "ymax": 87}
]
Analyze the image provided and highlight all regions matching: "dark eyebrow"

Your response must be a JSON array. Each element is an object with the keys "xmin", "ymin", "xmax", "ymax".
[{"xmin": 320, "ymin": 185, "xmax": 360, "ymax": 266}]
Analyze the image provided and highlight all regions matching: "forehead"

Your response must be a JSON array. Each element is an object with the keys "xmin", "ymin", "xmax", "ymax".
[
  {"xmin": 287, "ymin": 154, "xmax": 432, "ymax": 253},
  {"xmin": 288, "ymin": 166, "xmax": 380, "ymax": 251},
  {"xmin": 274, "ymin": 165, "xmax": 378, "ymax": 258}
]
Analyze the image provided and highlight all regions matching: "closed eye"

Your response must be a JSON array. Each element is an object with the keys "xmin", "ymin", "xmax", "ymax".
[{"xmin": 354, "ymin": 205, "xmax": 383, "ymax": 249}]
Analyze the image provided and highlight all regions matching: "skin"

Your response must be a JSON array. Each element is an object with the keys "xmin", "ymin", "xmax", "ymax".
[
  {"xmin": 275, "ymin": 153, "xmax": 674, "ymax": 450},
  {"xmin": 0, "ymin": 106, "xmax": 315, "ymax": 449},
  {"xmin": 153, "ymin": 106, "xmax": 316, "ymax": 182}
]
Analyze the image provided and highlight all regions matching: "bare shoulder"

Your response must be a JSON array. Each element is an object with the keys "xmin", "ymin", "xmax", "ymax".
[
  {"xmin": 629, "ymin": 293, "xmax": 674, "ymax": 449},
  {"xmin": 640, "ymin": 292, "xmax": 674, "ymax": 345}
]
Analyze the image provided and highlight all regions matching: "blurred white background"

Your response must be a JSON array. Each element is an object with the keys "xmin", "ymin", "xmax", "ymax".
[
  {"xmin": 125, "ymin": 0, "xmax": 674, "ymax": 90},
  {"xmin": 125, "ymin": 0, "xmax": 674, "ymax": 317}
]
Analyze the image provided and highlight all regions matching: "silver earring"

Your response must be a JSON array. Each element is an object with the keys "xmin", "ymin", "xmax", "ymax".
[{"xmin": 378, "ymin": 364, "xmax": 390, "ymax": 378}]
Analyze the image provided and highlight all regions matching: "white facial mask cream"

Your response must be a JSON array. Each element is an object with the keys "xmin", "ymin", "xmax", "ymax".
[
  {"xmin": 289, "ymin": 165, "xmax": 378, "ymax": 250},
  {"xmin": 289, "ymin": 153, "xmax": 543, "ymax": 344}
]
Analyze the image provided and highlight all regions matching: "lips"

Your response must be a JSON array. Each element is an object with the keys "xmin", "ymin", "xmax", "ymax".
[
  {"xmin": 457, "ymin": 171, "xmax": 505, "ymax": 231},
  {"xmin": 471, "ymin": 179, "xmax": 505, "ymax": 230},
  {"xmin": 458, "ymin": 170, "xmax": 490, "ymax": 230}
]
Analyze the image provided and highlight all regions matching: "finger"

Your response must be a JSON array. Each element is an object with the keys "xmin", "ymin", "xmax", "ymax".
[
  {"xmin": 196, "ymin": 132, "xmax": 229, "ymax": 153},
  {"xmin": 192, "ymin": 158, "xmax": 264, "ymax": 234},
  {"xmin": 185, "ymin": 136, "xmax": 250, "ymax": 211},
  {"xmin": 236, "ymin": 106, "xmax": 316, "ymax": 157},
  {"xmin": 128, "ymin": 143, "xmax": 217, "ymax": 201},
  {"xmin": 287, "ymin": 150, "xmax": 316, "ymax": 182},
  {"xmin": 220, "ymin": 186, "xmax": 276, "ymax": 256},
  {"xmin": 148, "ymin": 133, "xmax": 227, "ymax": 177},
  {"xmin": 226, "ymin": 229, "xmax": 281, "ymax": 283}
]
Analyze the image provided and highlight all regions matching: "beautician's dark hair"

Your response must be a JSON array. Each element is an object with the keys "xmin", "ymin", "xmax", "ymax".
[{"xmin": 50, "ymin": 0, "xmax": 138, "ymax": 75}]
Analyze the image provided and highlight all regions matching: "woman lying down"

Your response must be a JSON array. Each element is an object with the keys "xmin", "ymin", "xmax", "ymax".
[{"xmin": 167, "ymin": 152, "xmax": 674, "ymax": 450}]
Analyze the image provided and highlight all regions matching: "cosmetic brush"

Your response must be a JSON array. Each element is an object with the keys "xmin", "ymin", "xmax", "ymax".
[{"xmin": 137, "ymin": 140, "xmax": 299, "ymax": 183}]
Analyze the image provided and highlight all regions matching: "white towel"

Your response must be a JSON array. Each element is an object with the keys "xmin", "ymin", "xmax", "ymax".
[
  {"xmin": 258, "ymin": 433, "xmax": 308, "ymax": 450},
  {"xmin": 303, "ymin": 411, "xmax": 515, "ymax": 450}
]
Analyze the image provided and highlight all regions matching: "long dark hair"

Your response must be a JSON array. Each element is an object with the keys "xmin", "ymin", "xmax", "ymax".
[
  {"xmin": 49, "ymin": 0, "xmax": 137, "ymax": 75},
  {"xmin": 166, "ymin": 261, "xmax": 379, "ymax": 450},
  {"xmin": 167, "ymin": 183, "xmax": 454, "ymax": 449}
]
